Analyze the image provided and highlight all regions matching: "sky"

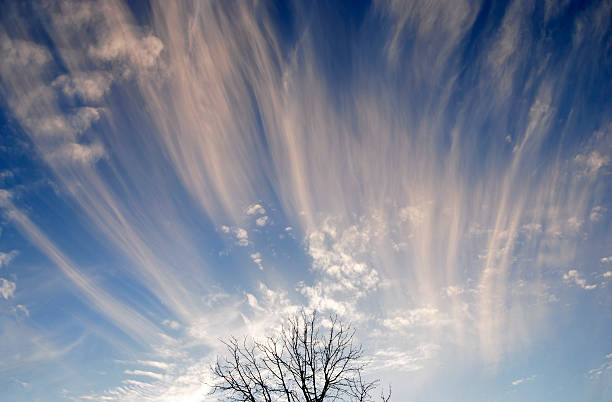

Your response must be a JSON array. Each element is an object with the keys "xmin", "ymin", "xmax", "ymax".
[{"xmin": 0, "ymin": 0, "xmax": 611, "ymax": 401}]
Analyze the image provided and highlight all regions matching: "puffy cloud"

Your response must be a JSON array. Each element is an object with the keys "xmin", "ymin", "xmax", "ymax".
[
  {"xmin": 399, "ymin": 205, "xmax": 425, "ymax": 225},
  {"xmin": 601, "ymin": 257, "xmax": 612, "ymax": 263},
  {"xmin": 234, "ymin": 228, "xmax": 248, "ymax": 246},
  {"xmin": 372, "ymin": 344, "xmax": 441, "ymax": 372},
  {"xmin": 162, "ymin": 320, "xmax": 180, "ymax": 330},
  {"xmin": 0, "ymin": 250, "xmax": 18, "ymax": 268},
  {"xmin": 603, "ymin": 271, "xmax": 611, "ymax": 278},
  {"xmin": 511, "ymin": 375, "xmax": 536, "ymax": 386},
  {"xmin": 590, "ymin": 206, "xmax": 606, "ymax": 222},
  {"xmin": 246, "ymin": 204, "xmax": 266, "ymax": 215},
  {"xmin": 52, "ymin": 72, "xmax": 112, "ymax": 102},
  {"xmin": 124, "ymin": 369, "xmax": 164, "ymax": 381},
  {"xmin": 250, "ymin": 252, "xmax": 263, "ymax": 270},
  {"xmin": 0, "ymin": 36, "xmax": 51, "ymax": 69},
  {"xmin": 27, "ymin": 107, "xmax": 102, "ymax": 140},
  {"xmin": 50, "ymin": 142, "xmax": 106, "ymax": 166},
  {"xmin": 563, "ymin": 270, "xmax": 597, "ymax": 290},
  {"xmin": 382, "ymin": 307, "xmax": 450, "ymax": 330},
  {"xmin": 90, "ymin": 33, "xmax": 163, "ymax": 70},
  {"xmin": 255, "ymin": 216, "xmax": 268, "ymax": 227},
  {"xmin": 12, "ymin": 304, "xmax": 29, "ymax": 317},
  {"xmin": 575, "ymin": 151, "xmax": 610, "ymax": 177},
  {"xmin": 0, "ymin": 278, "xmax": 16, "ymax": 299}
]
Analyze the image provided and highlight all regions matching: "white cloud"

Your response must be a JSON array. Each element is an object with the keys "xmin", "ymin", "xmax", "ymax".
[
  {"xmin": 124, "ymin": 369, "xmax": 164, "ymax": 381},
  {"xmin": 399, "ymin": 205, "xmax": 425, "ymax": 225},
  {"xmin": 51, "ymin": 142, "xmax": 106, "ymax": 166},
  {"xmin": 52, "ymin": 72, "xmax": 112, "ymax": 102},
  {"xmin": 512, "ymin": 375, "xmax": 536, "ymax": 386},
  {"xmin": 90, "ymin": 33, "xmax": 163, "ymax": 70},
  {"xmin": 601, "ymin": 257, "xmax": 612, "ymax": 263},
  {"xmin": 445, "ymin": 285, "xmax": 465, "ymax": 297},
  {"xmin": 382, "ymin": 307, "xmax": 450, "ymax": 330},
  {"xmin": 575, "ymin": 151, "xmax": 610, "ymax": 177},
  {"xmin": 12, "ymin": 304, "xmax": 29, "ymax": 317},
  {"xmin": 250, "ymin": 252, "xmax": 263, "ymax": 270},
  {"xmin": 234, "ymin": 228, "xmax": 248, "ymax": 246},
  {"xmin": 563, "ymin": 270, "xmax": 597, "ymax": 290},
  {"xmin": 372, "ymin": 344, "xmax": 441, "ymax": 372},
  {"xmin": 246, "ymin": 204, "xmax": 266, "ymax": 215},
  {"xmin": 566, "ymin": 217, "xmax": 583, "ymax": 232},
  {"xmin": 0, "ymin": 37, "xmax": 51, "ymax": 69},
  {"xmin": 603, "ymin": 271, "xmax": 612, "ymax": 278},
  {"xmin": 0, "ymin": 250, "xmax": 18, "ymax": 268},
  {"xmin": 220, "ymin": 225, "xmax": 230, "ymax": 233},
  {"xmin": 0, "ymin": 278, "xmax": 16, "ymax": 299},
  {"xmin": 162, "ymin": 320, "xmax": 180, "ymax": 330},
  {"xmin": 590, "ymin": 206, "xmax": 606, "ymax": 222},
  {"xmin": 255, "ymin": 216, "xmax": 268, "ymax": 226},
  {"xmin": 30, "ymin": 107, "xmax": 102, "ymax": 139},
  {"xmin": 135, "ymin": 361, "xmax": 170, "ymax": 370}
]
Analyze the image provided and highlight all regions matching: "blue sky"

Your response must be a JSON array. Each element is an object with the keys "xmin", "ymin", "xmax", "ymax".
[{"xmin": 0, "ymin": 0, "xmax": 611, "ymax": 400}]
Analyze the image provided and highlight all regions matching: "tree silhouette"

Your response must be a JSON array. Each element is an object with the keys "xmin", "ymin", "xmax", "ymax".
[{"xmin": 211, "ymin": 310, "xmax": 390, "ymax": 402}]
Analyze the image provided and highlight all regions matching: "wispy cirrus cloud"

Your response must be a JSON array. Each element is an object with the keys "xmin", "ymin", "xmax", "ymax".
[{"xmin": 0, "ymin": 0, "xmax": 611, "ymax": 400}]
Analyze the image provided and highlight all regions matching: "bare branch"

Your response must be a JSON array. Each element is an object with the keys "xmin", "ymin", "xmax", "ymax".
[{"xmin": 210, "ymin": 311, "xmax": 390, "ymax": 402}]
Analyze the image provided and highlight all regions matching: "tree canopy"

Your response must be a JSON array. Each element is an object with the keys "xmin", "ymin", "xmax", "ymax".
[{"xmin": 211, "ymin": 310, "xmax": 390, "ymax": 402}]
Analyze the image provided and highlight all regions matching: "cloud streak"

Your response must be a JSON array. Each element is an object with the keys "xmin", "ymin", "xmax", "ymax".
[{"xmin": 0, "ymin": 0, "xmax": 611, "ymax": 400}]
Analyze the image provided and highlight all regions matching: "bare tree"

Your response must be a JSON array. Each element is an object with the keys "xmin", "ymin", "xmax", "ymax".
[{"xmin": 211, "ymin": 310, "xmax": 390, "ymax": 402}]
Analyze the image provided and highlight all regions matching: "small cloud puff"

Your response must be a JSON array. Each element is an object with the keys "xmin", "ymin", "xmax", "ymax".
[
  {"xmin": 51, "ymin": 142, "xmax": 106, "ymax": 166},
  {"xmin": 235, "ymin": 228, "xmax": 248, "ymax": 246},
  {"xmin": 575, "ymin": 151, "xmax": 609, "ymax": 177},
  {"xmin": 162, "ymin": 320, "xmax": 180, "ymax": 330},
  {"xmin": 0, "ymin": 37, "xmax": 51, "ymax": 69},
  {"xmin": 246, "ymin": 203, "xmax": 266, "ymax": 215},
  {"xmin": 563, "ymin": 269, "xmax": 596, "ymax": 290},
  {"xmin": 250, "ymin": 252, "xmax": 263, "ymax": 270},
  {"xmin": 590, "ymin": 206, "xmax": 606, "ymax": 222},
  {"xmin": 0, "ymin": 278, "xmax": 16, "ymax": 299},
  {"xmin": 511, "ymin": 375, "xmax": 536, "ymax": 386},
  {"xmin": 220, "ymin": 225, "xmax": 230, "ymax": 233},
  {"xmin": 255, "ymin": 216, "xmax": 268, "ymax": 226},
  {"xmin": 0, "ymin": 250, "xmax": 18, "ymax": 268},
  {"xmin": 52, "ymin": 72, "xmax": 112, "ymax": 103},
  {"xmin": 601, "ymin": 256, "xmax": 612, "ymax": 263}
]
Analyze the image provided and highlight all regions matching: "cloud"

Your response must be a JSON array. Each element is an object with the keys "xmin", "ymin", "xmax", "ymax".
[
  {"xmin": 90, "ymin": 32, "xmax": 163, "ymax": 70},
  {"xmin": 0, "ymin": 278, "xmax": 16, "ymax": 299},
  {"xmin": 511, "ymin": 374, "xmax": 536, "ymax": 386},
  {"xmin": 246, "ymin": 204, "xmax": 266, "ymax": 215},
  {"xmin": 162, "ymin": 320, "xmax": 180, "ymax": 330},
  {"xmin": 382, "ymin": 307, "xmax": 450, "ymax": 330},
  {"xmin": 0, "ymin": 250, "xmax": 18, "ymax": 268},
  {"xmin": 234, "ymin": 228, "xmax": 248, "ymax": 246},
  {"xmin": 575, "ymin": 151, "xmax": 610, "ymax": 176},
  {"xmin": 0, "ymin": 36, "xmax": 51, "ymax": 69},
  {"xmin": 372, "ymin": 344, "xmax": 441, "ymax": 372},
  {"xmin": 590, "ymin": 206, "xmax": 606, "ymax": 222},
  {"xmin": 124, "ymin": 369, "xmax": 164, "ymax": 381},
  {"xmin": 250, "ymin": 252, "xmax": 263, "ymax": 270},
  {"xmin": 601, "ymin": 257, "xmax": 612, "ymax": 263},
  {"xmin": 255, "ymin": 216, "xmax": 268, "ymax": 226},
  {"xmin": 50, "ymin": 141, "xmax": 106, "ymax": 166},
  {"xmin": 603, "ymin": 271, "xmax": 611, "ymax": 278},
  {"xmin": 52, "ymin": 72, "xmax": 112, "ymax": 102},
  {"xmin": 12, "ymin": 304, "xmax": 29, "ymax": 317},
  {"xmin": 563, "ymin": 270, "xmax": 597, "ymax": 290}
]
